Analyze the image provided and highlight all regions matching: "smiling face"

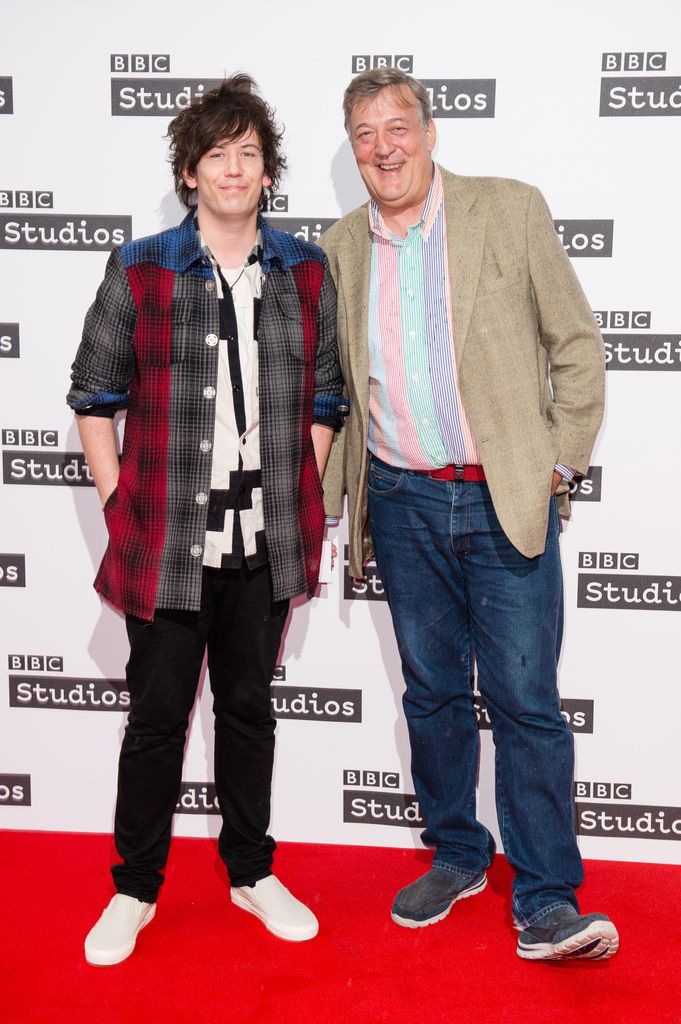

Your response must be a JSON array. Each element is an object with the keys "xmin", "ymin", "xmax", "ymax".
[
  {"xmin": 349, "ymin": 85, "xmax": 436, "ymax": 227},
  {"xmin": 182, "ymin": 128, "xmax": 272, "ymax": 227}
]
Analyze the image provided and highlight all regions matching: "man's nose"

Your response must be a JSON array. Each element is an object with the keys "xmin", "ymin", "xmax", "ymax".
[
  {"xmin": 223, "ymin": 153, "xmax": 243, "ymax": 176},
  {"xmin": 374, "ymin": 131, "xmax": 396, "ymax": 158}
]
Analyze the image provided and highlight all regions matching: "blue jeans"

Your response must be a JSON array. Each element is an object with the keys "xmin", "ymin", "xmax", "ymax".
[{"xmin": 367, "ymin": 457, "xmax": 583, "ymax": 927}]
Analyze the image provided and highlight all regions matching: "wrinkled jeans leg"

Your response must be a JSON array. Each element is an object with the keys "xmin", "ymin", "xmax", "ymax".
[
  {"xmin": 368, "ymin": 459, "xmax": 495, "ymax": 876},
  {"xmin": 462, "ymin": 488, "xmax": 583, "ymax": 926}
]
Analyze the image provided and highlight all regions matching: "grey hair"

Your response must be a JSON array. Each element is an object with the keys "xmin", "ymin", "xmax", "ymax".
[{"xmin": 343, "ymin": 69, "xmax": 433, "ymax": 135}]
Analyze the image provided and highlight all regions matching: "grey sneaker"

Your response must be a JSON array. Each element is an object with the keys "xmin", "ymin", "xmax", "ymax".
[
  {"xmin": 391, "ymin": 867, "xmax": 487, "ymax": 929},
  {"xmin": 517, "ymin": 906, "xmax": 619, "ymax": 961}
]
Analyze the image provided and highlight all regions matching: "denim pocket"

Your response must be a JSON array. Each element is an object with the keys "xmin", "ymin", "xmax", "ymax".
[{"xmin": 368, "ymin": 460, "xmax": 404, "ymax": 495}]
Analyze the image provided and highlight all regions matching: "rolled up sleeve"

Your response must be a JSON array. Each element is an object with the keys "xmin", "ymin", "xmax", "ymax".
[{"xmin": 66, "ymin": 248, "xmax": 137, "ymax": 414}]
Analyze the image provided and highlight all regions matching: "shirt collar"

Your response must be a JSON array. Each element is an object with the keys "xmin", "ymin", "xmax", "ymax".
[
  {"xmin": 368, "ymin": 164, "xmax": 443, "ymax": 242},
  {"xmin": 258, "ymin": 213, "xmax": 286, "ymax": 272},
  {"xmin": 197, "ymin": 221, "xmax": 263, "ymax": 272},
  {"xmin": 176, "ymin": 209, "xmax": 207, "ymax": 272},
  {"xmin": 177, "ymin": 210, "xmax": 289, "ymax": 274}
]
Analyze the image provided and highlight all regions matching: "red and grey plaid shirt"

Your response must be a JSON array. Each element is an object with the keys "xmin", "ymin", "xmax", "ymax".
[{"xmin": 67, "ymin": 212, "xmax": 346, "ymax": 620}]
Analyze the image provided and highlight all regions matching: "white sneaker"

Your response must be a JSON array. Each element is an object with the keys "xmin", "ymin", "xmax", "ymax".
[
  {"xmin": 230, "ymin": 874, "xmax": 319, "ymax": 942},
  {"xmin": 84, "ymin": 893, "xmax": 156, "ymax": 966}
]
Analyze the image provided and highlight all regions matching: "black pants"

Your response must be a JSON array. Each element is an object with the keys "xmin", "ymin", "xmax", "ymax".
[{"xmin": 111, "ymin": 564, "xmax": 289, "ymax": 903}]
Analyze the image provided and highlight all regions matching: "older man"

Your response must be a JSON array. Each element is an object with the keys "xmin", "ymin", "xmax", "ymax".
[{"xmin": 321, "ymin": 69, "xmax": 617, "ymax": 961}]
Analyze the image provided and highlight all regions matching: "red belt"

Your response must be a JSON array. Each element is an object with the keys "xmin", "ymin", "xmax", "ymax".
[{"xmin": 416, "ymin": 464, "xmax": 486, "ymax": 482}]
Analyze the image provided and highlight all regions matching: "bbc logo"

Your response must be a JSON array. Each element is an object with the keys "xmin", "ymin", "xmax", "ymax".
[
  {"xmin": 578, "ymin": 552, "xmax": 639, "ymax": 570},
  {"xmin": 575, "ymin": 781, "xmax": 632, "ymax": 800},
  {"xmin": 111, "ymin": 54, "xmax": 170, "ymax": 73},
  {"xmin": 352, "ymin": 55, "xmax": 414, "ymax": 74},
  {"xmin": 2, "ymin": 429, "xmax": 59, "ymax": 446},
  {"xmin": 263, "ymin": 193, "xmax": 288, "ymax": 213},
  {"xmin": 0, "ymin": 191, "xmax": 53, "ymax": 209},
  {"xmin": 593, "ymin": 311, "xmax": 651, "ymax": 330},
  {"xmin": 8, "ymin": 654, "xmax": 63, "ymax": 672},
  {"xmin": 601, "ymin": 52, "xmax": 666, "ymax": 72},
  {"xmin": 343, "ymin": 770, "xmax": 399, "ymax": 789}
]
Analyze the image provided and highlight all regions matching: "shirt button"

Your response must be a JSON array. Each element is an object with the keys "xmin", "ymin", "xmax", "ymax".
[
  {"xmin": 190, "ymin": 544, "xmax": 203, "ymax": 557},
  {"xmin": 203, "ymin": 386, "xmax": 216, "ymax": 399},
  {"xmin": 233, "ymin": 383, "xmax": 241, "ymax": 393},
  {"xmin": 205, "ymin": 280, "xmax": 215, "ymax": 292},
  {"xmin": 227, "ymin": 335, "xmax": 235, "ymax": 344},
  {"xmin": 205, "ymin": 334, "xmax": 218, "ymax": 347},
  {"xmin": 422, "ymin": 418, "xmax": 429, "ymax": 427},
  {"xmin": 412, "ymin": 374, "xmax": 419, "ymax": 383},
  {"xmin": 199, "ymin": 440, "xmax": 212, "ymax": 453},
  {"xmin": 407, "ymin": 289, "xmax": 414, "ymax": 298},
  {"xmin": 195, "ymin": 492, "xmax": 208, "ymax": 505},
  {"xmin": 409, "ymin": 330, "xmax": 416, "ymax": 339}
]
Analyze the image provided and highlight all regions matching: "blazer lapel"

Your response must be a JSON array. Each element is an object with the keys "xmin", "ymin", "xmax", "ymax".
[
  {"xmin": 442, "ymin": 169, "xmax": 488, "ymax": 368},
  {"xmin": 341, "ymin": 210, "xmax": 372, "ymax": 417}
]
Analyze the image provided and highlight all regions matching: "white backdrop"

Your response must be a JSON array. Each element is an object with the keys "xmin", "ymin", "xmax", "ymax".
[{"xmin": 1, "ymin": 0, "xmax": 680, "ymax": 865}]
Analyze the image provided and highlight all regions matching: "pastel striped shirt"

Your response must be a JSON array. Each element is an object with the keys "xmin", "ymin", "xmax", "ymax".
[{"xmin": 367, "ymin": 166, "xmax": 480, "ymax": 470}]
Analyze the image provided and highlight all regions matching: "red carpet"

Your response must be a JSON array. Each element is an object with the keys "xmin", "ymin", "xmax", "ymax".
[{"xmin": 1, "ymin": 831, "xmax": 679, "ymax": 1024}]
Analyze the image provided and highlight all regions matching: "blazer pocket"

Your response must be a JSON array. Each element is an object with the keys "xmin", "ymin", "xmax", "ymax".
[{"xmin": 476, "ymin": 268, "xmax": 523, "ymax": 296}]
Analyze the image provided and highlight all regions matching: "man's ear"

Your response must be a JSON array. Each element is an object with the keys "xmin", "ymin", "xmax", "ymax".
[
  {"xmin": 426, "ymin": 120, "xmax": 437, "ymax": 153},
  {"xmin": 182, "ymin": 166, "xmax": 197, "ymax": 191}
]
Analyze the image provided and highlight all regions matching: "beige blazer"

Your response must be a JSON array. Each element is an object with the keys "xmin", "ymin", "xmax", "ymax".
[{"xmin": 320, "ymin": 166, "xmax": 605, "ymax": 578}]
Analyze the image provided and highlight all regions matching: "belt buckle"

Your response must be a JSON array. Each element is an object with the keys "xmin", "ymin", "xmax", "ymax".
[{"xmin": 453, "ymin": 465, "xmax": 465, "ymax": 481}]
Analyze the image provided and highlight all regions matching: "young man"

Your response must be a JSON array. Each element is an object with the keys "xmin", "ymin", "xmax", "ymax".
[
  {"xmin": 320, "ymin": 69, "xmax": 618, "ymax": 961},
  {"xmin": 68, "ymin": 74, "xmax": 346, "ymax": 965}
]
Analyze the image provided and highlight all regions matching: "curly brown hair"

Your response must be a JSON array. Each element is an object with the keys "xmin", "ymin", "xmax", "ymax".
[{"xmin": 167, "ymin": 73, "xmax": 287, "ymax": 209}]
